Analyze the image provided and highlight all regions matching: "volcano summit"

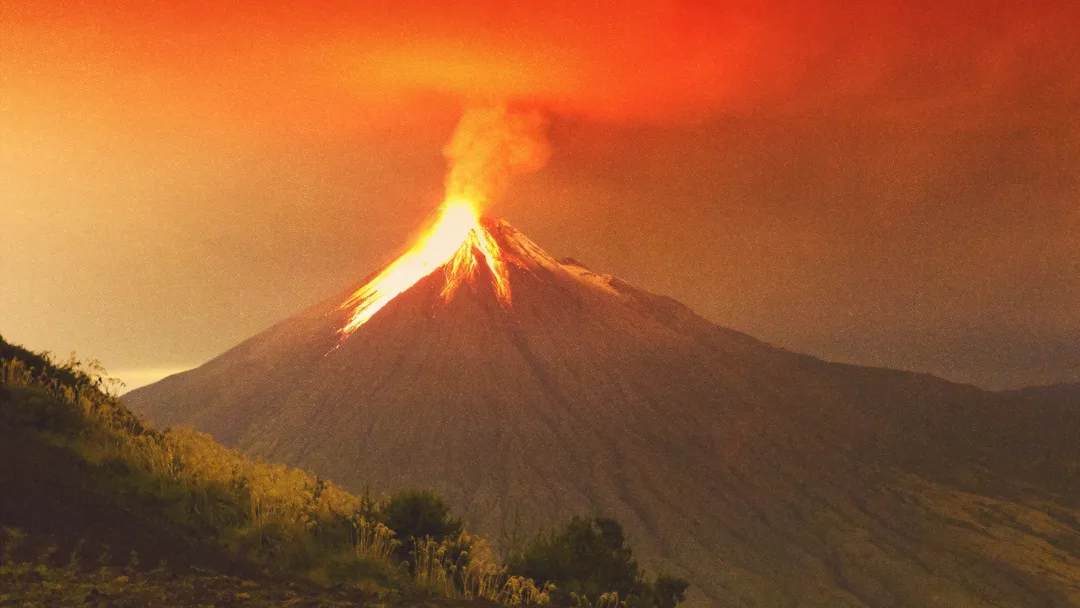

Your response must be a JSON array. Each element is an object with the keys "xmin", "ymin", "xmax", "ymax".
[{"xmin": 125, "ymin": 219, "xmax": 1080, "ymax": 607}]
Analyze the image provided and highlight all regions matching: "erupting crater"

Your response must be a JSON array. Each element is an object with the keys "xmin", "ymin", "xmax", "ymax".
[{"xmin": 338, "ymin": 199, "xmax": 513, "ymax": 337}]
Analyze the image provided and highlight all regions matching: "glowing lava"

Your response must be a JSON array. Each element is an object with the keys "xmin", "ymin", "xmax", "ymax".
[
  {"xmin": 338, "ymin": 198, "xmax": 511, "ymax": 336},
  {"xmin": 339, "ymin": 105, "xmax": 548, "ymax": 337}
]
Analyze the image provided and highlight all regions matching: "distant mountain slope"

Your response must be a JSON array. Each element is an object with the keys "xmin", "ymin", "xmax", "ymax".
[
  {"xmin": 1004, "ymin": 381, "xmax": 1080, "ymax": 404},
  {"xmin": 126, "ymin": 221, "xmax": 1080, "ymax": 607}
]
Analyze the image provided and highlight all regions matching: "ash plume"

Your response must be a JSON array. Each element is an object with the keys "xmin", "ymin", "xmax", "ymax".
[{"xmin": 442, "ymin": 105, "xmax": 550, "ymax": 210}]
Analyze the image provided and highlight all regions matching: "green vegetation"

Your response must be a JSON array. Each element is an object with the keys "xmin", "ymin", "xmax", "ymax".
[
  {"xmin": 0, "ymin": 336, "xmax": 687, "ymax": 606},
  {"xmin": 510, "ymin": 517, "xmax": 688, "ymax": 608},
  {"xmin": 382, "ymin": 490, "xmax": 463, "ymax": 563}
]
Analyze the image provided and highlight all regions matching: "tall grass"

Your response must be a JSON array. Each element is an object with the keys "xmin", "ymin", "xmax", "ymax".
[
  {"xmin": 1, "ymin": 356, "xmax": 395, "ymax": 587},
  {"xmin": 410, "ymin": 534, "xmax": 553, "ymax": 605},
  {"xmin": 353, "ymin": 516, "xmax": 398, "ymax": 561}
]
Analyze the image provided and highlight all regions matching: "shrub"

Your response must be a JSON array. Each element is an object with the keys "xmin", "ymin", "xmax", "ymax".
[
  {"xmin": 380, "ymin": 489, "xmax": 462, "ymax": 562},
  {"xmin": 510, "ymin": 516, "xmax": 689, "ymax": 607},
  {"xmin": 647, "ymin": 575, "xmax": 690, "ymax": 608}
]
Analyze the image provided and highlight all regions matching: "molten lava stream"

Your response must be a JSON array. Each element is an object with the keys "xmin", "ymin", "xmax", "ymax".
[{"xmin": 339, "ymin": 199, "xmax": 511, "ymax": 336}]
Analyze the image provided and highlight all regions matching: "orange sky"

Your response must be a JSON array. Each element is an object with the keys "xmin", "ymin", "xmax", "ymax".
[
  {"xmin": 6, "ymin": 1, "xmax": 1077, "ymax": 126},
  {"xmin": 2, "ymin": 0, "xmax": 1078, "ymax": 389}
]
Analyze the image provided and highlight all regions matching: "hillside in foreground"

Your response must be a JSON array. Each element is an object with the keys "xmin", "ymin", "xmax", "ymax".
[{"xmin": 0, "ymin": 336, "xmax": 685, "ymax": 607}]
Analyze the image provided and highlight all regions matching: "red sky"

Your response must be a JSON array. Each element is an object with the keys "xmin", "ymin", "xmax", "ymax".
[
  {"xmin": 2, "ymin": 0, "xmax": 1078, "ymax": 389},
  {"xmin": 6, "ymin": 1, "xmax": 1077, "ymax": 124}
]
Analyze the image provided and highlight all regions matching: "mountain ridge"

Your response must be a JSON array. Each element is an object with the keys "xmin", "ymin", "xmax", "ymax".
[{"xmin": 125, "ymin": 220, "xmax": 1080, "ymax": 607}]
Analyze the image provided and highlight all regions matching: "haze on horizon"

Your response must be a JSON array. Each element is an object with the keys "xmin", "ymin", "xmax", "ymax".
[{"xmin": 2, "ymin": 0, "xmax": 1078, "ymax": 391}]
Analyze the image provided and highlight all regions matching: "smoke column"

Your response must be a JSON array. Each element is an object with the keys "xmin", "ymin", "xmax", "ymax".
[{"xmin": 442, "ymin": 106, "xmax": 550, "ymax": 211}]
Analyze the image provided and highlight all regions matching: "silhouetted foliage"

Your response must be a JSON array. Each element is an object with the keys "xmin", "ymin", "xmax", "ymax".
[
  {"xmin": 509, "ymin": 516, "xmax": 689, "ymax": 606},
  {"xmin": 649, "ymin": 575, "xmax": 690, "ymax": 608},
  {"xmin": 0, "ymin": 335, "xmax": 75, "ymax": 384},
  {"xmin": 0, "ymin": 386, "xmax": 86, "ymax": 434},
  {"xmin": 381, "ymin": 489, "xmax": 462, "ymax": 562}
]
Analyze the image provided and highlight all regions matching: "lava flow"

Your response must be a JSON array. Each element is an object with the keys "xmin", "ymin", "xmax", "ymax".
[
  {"xmin": 338, "ymin": 198, "xmax": 511, "ymax": 337},
  {"xmin": 338, "ymin": 106, "xmax": 548, "ymax": 337}
]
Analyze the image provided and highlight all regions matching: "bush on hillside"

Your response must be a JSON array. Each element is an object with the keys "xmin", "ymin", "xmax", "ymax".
[
  {"xmin": 648, "ymin": 575, "xmax": 690, "ymax": 608},
  {"xmin": 381, "ymin": 489, "xmax": 462, "ymax": 562},
  {"xmin": 509, "ymin": 516, "xmax": 689, "ymax": 607}
]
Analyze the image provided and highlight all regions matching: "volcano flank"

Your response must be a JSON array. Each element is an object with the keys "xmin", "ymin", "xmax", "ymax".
[{"xmin": 125, "ymin": 220, "xmax": 1080, "ymax": 607}]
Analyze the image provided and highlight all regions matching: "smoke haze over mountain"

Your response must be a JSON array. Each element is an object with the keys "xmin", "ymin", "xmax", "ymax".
[{"xmin": 2, "ymin": 0, "xmax": 1078, "ymax": 388}]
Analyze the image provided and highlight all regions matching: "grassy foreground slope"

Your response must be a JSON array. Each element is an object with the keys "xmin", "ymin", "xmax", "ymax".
[
  {"xmin": 0, "ymin": 336, "xmax": 685, "ymax": 607},
  {"xmin": 0, "ymin": 337, "xmax": 564, "ymax": 607}
]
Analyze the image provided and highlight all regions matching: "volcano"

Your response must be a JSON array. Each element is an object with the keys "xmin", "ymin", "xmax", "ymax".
[{"xmin": 125, "ymin": 219, "xmax": 1080, "ymax": 607}]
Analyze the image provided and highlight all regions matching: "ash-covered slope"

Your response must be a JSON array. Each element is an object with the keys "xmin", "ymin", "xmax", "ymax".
[{"xmin": 126, "ymin": 221, "xmax": 1080, "ymax": 607}]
